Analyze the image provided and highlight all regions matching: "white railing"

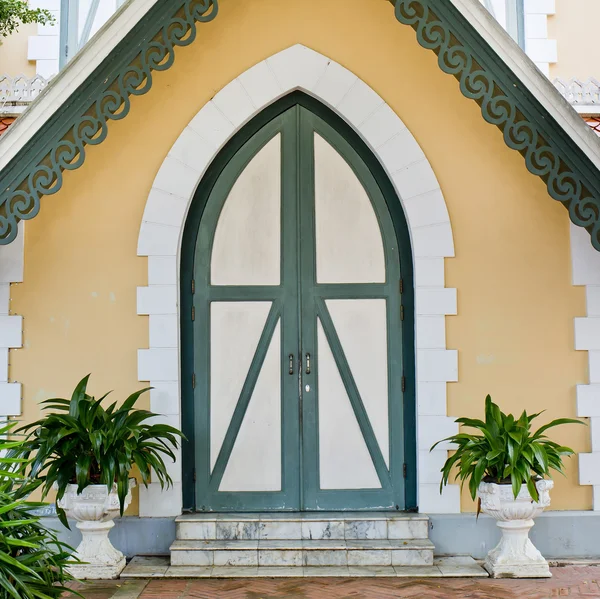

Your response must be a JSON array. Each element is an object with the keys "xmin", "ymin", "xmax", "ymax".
[
  {"xmin": 554, "ymin": 78, "xmax": 600, "ymax": 107},
  {"xmin": 0, "ymin": 74, "xmax": 48, "ymax": 115},
  {"xmin": 1, "ymin": 75, "xmax": 600, "ymax": 120}
]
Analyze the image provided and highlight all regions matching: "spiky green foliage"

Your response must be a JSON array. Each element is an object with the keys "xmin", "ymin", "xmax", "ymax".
[
  {"xmin": 0, "ymin": 423, "xmax": 78, "ymax": 598},
  {"xmin": 18, "ymin": 375, "xmax": 184, "ymax": 529},
  {"xmin": 0, "ymin": 1, "xmax": 53, "ymax": 37},
  {"xmin": 432, "ymin": 395, "xmax": 584, "ymax": 502}
]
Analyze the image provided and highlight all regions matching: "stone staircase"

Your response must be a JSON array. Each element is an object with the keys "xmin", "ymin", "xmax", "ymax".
[{"xmin": 170, "ymin": 512, "xmax": 434, "ymax": 571}]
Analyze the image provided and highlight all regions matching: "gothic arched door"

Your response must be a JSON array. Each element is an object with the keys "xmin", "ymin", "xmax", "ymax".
[{"xmin": 180, "ymin": 93, "xmax": 416, "ymax": 512}]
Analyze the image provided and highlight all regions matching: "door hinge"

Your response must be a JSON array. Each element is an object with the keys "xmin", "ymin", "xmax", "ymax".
[
  {"xmin": 192, "ymin": 373, "xmax": 196, "ymax": 389},
  {"xmin": 399, "ymin": 279, "xmax": 404, "ymax": 294},
  {"xmin": 401, "ymin": 376, "xmax": 406, "ymax": 393},
  {"xmin": 193, "ymin": 468, "xmax": 196, "ymax": 482},
  {"xmin": 403, "ymin": 463, "xmax": 407, "ymax": 479},
  {"xmin": 192, "ymin": 306, "xmax": 195, "ymax": 321},
  {"xmin": 191, "ymin": 279, "xmax": 195, "ymax": 294},
  {"xmin": 400, "ymin": 305, "xmax": 404, "ymax": 321}
]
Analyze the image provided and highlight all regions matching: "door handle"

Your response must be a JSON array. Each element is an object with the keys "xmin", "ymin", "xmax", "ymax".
[
  {"xmin": 305, "ymin": 353, "xmax": 311, "ymax": 375},
  {"xmin": 289, "ymin": 354, "xmax": 294, "ymax": 376}
]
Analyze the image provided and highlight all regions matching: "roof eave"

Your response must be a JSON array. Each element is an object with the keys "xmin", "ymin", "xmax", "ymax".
[
  {"xmin": 0, "ymin": 0, "xmax": 160, "ymax": 171},
  {"xmin": 451, "ymin": 0, "xmax": 600, "ymax": 170}
]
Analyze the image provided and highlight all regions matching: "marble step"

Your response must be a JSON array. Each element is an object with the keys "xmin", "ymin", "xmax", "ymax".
[
  {"xmin": 122, "ymin": 555, "xmax": 489, "ymax": 579},
  {"xmin": 169, "ymin": 538, "xmax": 435, "ymax": 567},
  {"xmin": 175, "ymin": 512, "xmax": 430, "ymax": 541}
]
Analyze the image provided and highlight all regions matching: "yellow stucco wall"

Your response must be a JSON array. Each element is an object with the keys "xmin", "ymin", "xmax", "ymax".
[
  {"xmin": 9, "ymin": 0, "xmax": 589, "ymax": 514},
  {"xmin": 549, "ymin": 0, "xmax": 600, "ymax": 80},
  {"xmin": 0, "ymin": 25, "xmax": 36, "ymax": 78}
]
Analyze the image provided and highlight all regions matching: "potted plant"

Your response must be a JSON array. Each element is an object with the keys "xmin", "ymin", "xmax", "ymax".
[
  {"xmin": 0, "ymin": 422, "xmax": 78, "ymax": 598},
  {"xmin": 433, "ymin": 395, "xmax": 584, "ymax": 579},
  {"xmin": 18, "ymin": 375, "xmax": 183, "ymax": 580}
]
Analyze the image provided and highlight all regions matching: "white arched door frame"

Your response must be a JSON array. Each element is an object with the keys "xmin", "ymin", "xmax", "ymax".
[{"xmin": 136, "ymin": 44, "xmax": 459, "ymax": 517}]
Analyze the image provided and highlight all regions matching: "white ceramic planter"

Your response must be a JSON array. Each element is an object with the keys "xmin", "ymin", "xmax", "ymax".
[
  {"xmin": 57, "ymin": 479, "xmax": 136, "ymax": 579},
  {"xmin": 477, "ymin": 479, "xmax": 553, "ymax": 578}
]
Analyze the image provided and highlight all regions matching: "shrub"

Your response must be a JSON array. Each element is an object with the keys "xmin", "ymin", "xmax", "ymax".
[{"xmin": 0, "ymin": 423, "xmax": 77, "ymax": 598}]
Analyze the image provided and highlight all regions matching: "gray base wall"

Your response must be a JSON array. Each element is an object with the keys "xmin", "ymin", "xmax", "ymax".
[
  {"xmin": 44, "ymin": 511, "xmax": 600, "ymax": 560},
  {"xmin": 429, "ymin": 512, "xmax": 600, "ymax": 559},
  {"xmin": 44, "ymin": 517, "xmax": 176, "ymax": 557}
]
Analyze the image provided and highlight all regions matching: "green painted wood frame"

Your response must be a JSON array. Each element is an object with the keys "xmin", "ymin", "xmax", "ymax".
[{"xmin": 180, "ymin": 92, "xmax": 417, "ymax": 512}]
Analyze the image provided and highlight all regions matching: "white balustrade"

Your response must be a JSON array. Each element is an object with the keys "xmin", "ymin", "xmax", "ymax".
[{"xmin": 0, "ymin": 75, "xmax": 49, "ymax": 117}]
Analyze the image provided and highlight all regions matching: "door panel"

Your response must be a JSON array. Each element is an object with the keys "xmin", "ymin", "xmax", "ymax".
[
  {"xmin": 316, "ymin": 318, "xmax": 382, "ymax": 490},
  {"xmin": 193, "ymin": 110, "xmax": 301, "ymax": 511},
  {"xmin": 209, "ymin": 301, "xmax": 272, "ymax": 472},
  {"xmin": 326, "ymin": 299, "xmax": 390, "ymax": 468},
  {"xmin": 191, "ymin": 101, "xmax": 406, "ymax": 512},
  {"xmin": 220, "ymin": 321, "xmax": 282, "ymax": 492},
  {"xmin": 299, "ymin": 109, "xmax": 401, "ymax": 511},
  {"xmin": 211, "ymin": 135, "xmax": 281, "ymax": 286},
  {"xmin": 314, "ymin": 133, "xmax": 385, "ymax": 284}
]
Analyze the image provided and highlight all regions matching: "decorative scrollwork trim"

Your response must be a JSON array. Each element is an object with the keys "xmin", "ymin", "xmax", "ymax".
[
  {"xmin": 392, "ymin": 0, "xmax": 600, "ymax": 251},
  {"xmin": 0, "ymin": 0, "xmax": 218, "ymax": 245},
  {"xmin": 1, "ymin": 0, "xmax": 599, "ymax": 252}
]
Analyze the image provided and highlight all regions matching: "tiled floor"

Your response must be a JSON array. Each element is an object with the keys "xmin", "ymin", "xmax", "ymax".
[{"xmin": 64, "ymin": 565, "xmax": 600, "ymax": 598}]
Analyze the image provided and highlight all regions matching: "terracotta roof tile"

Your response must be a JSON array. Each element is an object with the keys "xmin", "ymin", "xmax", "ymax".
[
  {"xmin": 584, "ymin": 117, "xmax": 600, "ymax": 136},
  {"xmin": 0, "ymin": 117, "xmax": 15, "ymax": 136}
]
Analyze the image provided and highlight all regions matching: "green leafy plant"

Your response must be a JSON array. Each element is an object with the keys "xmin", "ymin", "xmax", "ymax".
[
  {"xmin": 0, "ymin": 422, "xmax": 78, "ymax": 598},
  {"xmin": 19, "ymin": 375, "xmax": 184, "ymax": 528},
  {"xmin": 0, "ymin": 1, "xmax": 54, "ymax": 38},
  {"xmin": 432, "ymin": 395, "xmax": 584, "ymax": 502}
]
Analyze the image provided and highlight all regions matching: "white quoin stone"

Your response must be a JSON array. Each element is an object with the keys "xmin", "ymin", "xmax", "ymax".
[{"xmin": 477, "ymin": 479, "xmax": 553, "ymax": 578}]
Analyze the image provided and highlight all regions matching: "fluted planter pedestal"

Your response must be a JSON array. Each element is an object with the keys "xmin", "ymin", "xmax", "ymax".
[
  {"xmin": 477, "ymin": 479, "xmax": 553, "ymax": 579},
  {"xmin": 57, "ymin": 479, "xmax": 135, "ymax": 579}
]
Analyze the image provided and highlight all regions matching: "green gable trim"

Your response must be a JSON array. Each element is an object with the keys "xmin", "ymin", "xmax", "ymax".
[
  {"xmin": 392, "ymin": 0, "xmax": 600, "ymax": 250},
  {"xmin": 0, "ymin": 0, "xmax": 219, "ymax": 244},
  {"xmin": 0, "ymin": 0, "xmax": 599, "ymax": 251}
]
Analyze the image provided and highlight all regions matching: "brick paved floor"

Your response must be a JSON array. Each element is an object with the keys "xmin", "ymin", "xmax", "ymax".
[{"xmin": 64, "ymin": 566, "xmax": 600, "ymax": 599}]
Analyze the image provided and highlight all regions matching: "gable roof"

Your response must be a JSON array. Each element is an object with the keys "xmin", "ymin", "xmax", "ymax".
[{"xmin": 1, "ymin": 0, "xmax": 600, "ymax": 250}]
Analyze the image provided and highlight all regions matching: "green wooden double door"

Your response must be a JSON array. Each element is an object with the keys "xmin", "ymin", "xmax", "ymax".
[{"xmin": 190, "ymin": 98, "xmax": 409, "ymax": 512}]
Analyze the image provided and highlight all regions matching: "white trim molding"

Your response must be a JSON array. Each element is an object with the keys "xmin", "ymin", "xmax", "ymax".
[
  {"xmin": 136, "ymin": 45, "xmax": 459, "ymax": 517},
  {"xmin": 572, "ymin": 222, "xmax": 600, "ymax": 510},
  {"xmin": 27, "ymin": 0, "xmax": 122, "ymax": 79},
  {"xmin": 0, "ymin": 225, "xmax": 24, "ymax": 420},
  {"xmin": 28, "ymin": 0, "xmax": 61, "ymax": 78},
  {"xmin": 524, "ymin": 0, "xmax": 557, "ymax": 77}
]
